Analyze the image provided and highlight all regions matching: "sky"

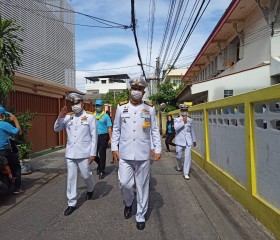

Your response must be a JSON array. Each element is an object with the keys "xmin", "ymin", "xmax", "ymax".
[{"xmin": 69, "ymin": 0, "xmax": 232, "ymax": 92}]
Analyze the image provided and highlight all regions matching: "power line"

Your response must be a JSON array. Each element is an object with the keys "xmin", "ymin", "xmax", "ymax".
[
  {"xmin": 0, "ymin": 1, "xmax": 126, "ymax": 29},
  {"xmin": 165, "ymin": 0, "xmax": 211, "ymax": 78},
  {"xmin": 32, "ymin": 0, "xmax": 130, "ymax": 29},
  {"xmin": 164, "ymin": 0, "xmax": 190, "ymax": 67},
  {"xmin": 164, "ymin": 0, "xmax": 200, "ymax": 71},
  {"xmin": 145, "ymin": 0, "xmax": 156, "ymax": 71},
  {"xmin": 145, "ymin": 0, "xmax": 152, "ymax": 65},
  {"xmin": 76, "ymin": 65, "xmax": 139, "ymax": 71},
  {"xmin": 158, "ymin": 0, "xmax": 176, "ymax": 59},
  {"xmin": 131, "ymin": 0, "xmax": 147, "ymax": 80},
  {"xmin": 160, "ymin": 0, "xmax": 185, "ymax": 71}
]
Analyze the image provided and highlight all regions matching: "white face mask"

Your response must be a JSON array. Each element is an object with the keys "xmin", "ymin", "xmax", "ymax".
[
  {"xmin": 71, "ymin": 103, "xmax": 83, "ymax": 114},
  {"xmin": 131, "ymin": 90, "xmax": 143, "ymax": 100},
  {"xmin": 181, "ymin": 111, "xmax": 188, "ymax": 116}
]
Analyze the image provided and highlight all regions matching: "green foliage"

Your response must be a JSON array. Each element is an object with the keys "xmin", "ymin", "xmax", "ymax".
[
  {"xmin": 18, "ymin": 142, "xmax": 32, "ymax": 160},
  {"xmin": 102, "ymin": 89, "xmax": 130, "ymax": 107},
  {"xmin": 0, "ymin": 76, "xmax": 15, "ymax": 105},
  {"xmin": 177, "ymin": 82, "xmax": 187, "ymax": 92},
  {"xmin": 0, "ymin": 16, "xmax": 23, "ymax": 105},
  {"xmin": 15, "ymin": 110, "xmax": 36, "ymax": 159},
  {"xmin": 149, "ymin": 83, "xmax": 179, "ymax": 112}
]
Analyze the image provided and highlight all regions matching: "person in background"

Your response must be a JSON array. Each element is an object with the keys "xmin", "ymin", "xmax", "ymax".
[
  {"xmin": 174, "ymin": 104, "xmax": 196, "ymax": 180},
  {"xmin": 106, "ymin": 110, "xmax": 113, "ymax": 125},
  {"xmin": 105, "ymin": 110, "xmax": 115, "ymax": 164},
  {"xmin": 54, "ymin": 93, "xmax": 97, "ymax": 216},
  {"xmin": 94, "ymin": 99, "xmax": 112, "ymax": 179},
  {"xmin": 0, "ymin": 106, "xmax": 23, "ymax": 194},
  {"xmin": 111, "ymin": 77, "xmax": 162, "ymax": 230},
  {"xmin": 163, "ymin": 115, "xmax": 176, "ymax": 152}
]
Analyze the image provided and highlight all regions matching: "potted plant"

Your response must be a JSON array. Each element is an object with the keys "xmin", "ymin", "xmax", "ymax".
[
  {"xmin": 18, "ymin": 141, "xmax": 32, "ymax": 174},
  {"xmin": 15, "ymin": 110, "xmax": 36, "ymax": 174}
]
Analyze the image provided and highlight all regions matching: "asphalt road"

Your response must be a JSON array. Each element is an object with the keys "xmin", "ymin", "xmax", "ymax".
[{"xmin": 0, "ymin": 149, "xmax": 275, "ymax": 240}]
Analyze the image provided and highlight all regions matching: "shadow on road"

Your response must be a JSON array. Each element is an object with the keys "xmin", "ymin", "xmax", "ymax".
[
  {"xmin": 145, "ymin": 176, "xmax": 164, "ymax": 221},
  {"xmin": 0, "ymin": 172, "xmax": 56, "ymax": 208},
  {"xmin": 76, "ymin": 181, "xmax": 113, "ymax": 209}
]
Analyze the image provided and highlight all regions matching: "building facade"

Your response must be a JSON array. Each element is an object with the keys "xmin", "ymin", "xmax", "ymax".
[
  {"xmin": 178, "ymin": 0, "xmax": 280, "ymax": 104},
  {"xmin": 162, "ymin": 68, "xmax": 187, "ymax": 88},
  {"xmin": 0, "ymin": 0, "xmax": 75, "ymax": 87},
  {"xmin": 0, "ymin": 0, "xmax": 77, "ymax": 152},
  {"xmin": 85, "ymin": 74, "xmax": 129, "ymax": 100}
]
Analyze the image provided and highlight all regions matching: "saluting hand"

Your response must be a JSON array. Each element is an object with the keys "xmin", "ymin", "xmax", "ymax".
[
  {"xmin": 59, "ymin": 106, "xmax": 68, "ymax": 118},
  {"xmin": 112, "ymin": 151, "xmax": 119, "ymax": 166}
]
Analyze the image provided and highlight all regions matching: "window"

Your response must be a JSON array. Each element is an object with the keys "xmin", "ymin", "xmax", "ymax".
[
  {"xmin": 224, "ymin": 90, "xmax": 233, "ymax": 98},
  {"xmin": 101, "ymin": 80, "xmax": 107, "ymax": 84},
  {"xmin": 172, "ymin": 79, "xmax": 181, "ymax": 86}
]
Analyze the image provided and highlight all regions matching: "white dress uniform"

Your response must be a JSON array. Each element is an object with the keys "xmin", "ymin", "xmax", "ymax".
[
  {"xmin": 111, "ymin": 100, "xmax": 161, "ymax": 222},
  {"xmin": 174, "ymin": 115, "xmax": 196, "ymax": 176},
  {"xmin": 54, "ymin": 109, "xmax": 97, "ymax": 207}
]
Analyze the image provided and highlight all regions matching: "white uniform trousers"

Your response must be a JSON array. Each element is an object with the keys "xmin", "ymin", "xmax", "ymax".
[
  {"xmin": 176, "ymin": 145, "xmax": 192, "ymax": 175},
  {"xmin": 118, "ymin": 158, "xmax": 150, "ymax": 222},
  {"xmin": 66, "ymin": 158, "xmax": 94, "ymax": 206}
]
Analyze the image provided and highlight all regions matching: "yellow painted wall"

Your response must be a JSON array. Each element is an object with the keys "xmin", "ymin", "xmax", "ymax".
[{"xmin": 161, "ymin": 84, "xmax": 280, "ymax": 239}]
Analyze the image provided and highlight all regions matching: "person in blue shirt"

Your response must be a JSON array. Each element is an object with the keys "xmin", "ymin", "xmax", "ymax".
[
  {"xmin": 0, "ymin": 106, "xmax": 23, "ymax": 194},
  {"xmin": 163, "ymin": 115, "xmax": 176, "ymax": 152},
  {"xmin": 94, "ymin": 99, "xmax": 112, "ymax": 179}
]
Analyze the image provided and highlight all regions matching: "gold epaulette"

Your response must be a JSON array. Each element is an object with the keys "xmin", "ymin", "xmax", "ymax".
[
  {"xmin": 86, "ymin": 111, "xmax": 94, "ymax": 114},
  {"xmin": 67, "ymin": 112, "xmax": 74, "ymax": 115},
  {"xmin": 144, "ymin": 101, "xmax": 153, "ymax": 107},
  {"xmin": 119, "ymin": 100, "xmax": 128, "ymax": 106}
]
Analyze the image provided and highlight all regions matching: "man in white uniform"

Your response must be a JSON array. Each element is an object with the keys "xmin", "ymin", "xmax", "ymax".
[
  {"xmin": 111, "ymin": 77, "xmax": 162, "ymax": 230},
  {"xmin": 174, "ymin": 104, "xmax": 196, "ymax": 180},
  {"xmin": 54, "ymin": 93, "xmax": 97, "ymax": 216}
]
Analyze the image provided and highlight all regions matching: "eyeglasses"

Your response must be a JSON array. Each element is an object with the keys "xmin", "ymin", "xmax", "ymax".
[{"xmin": 131, "ymin": 86, "xmax": 144, "ymax": 91}]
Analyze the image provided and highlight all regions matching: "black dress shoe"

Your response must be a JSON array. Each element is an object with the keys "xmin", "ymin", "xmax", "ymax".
[
  {"xmin": 86, "ymin": 191, "xmax": 94, "ymax": 200},
  {"xmin": 136, "ymin": 222, "xmax": 145, "ymax": 230},
  {"xmin": 124, "ymin": 205, "xmax": 132, "ymax": 219},
  {"xmin": 64, "ymin": 206, "xmax": 76, "ymax": 216},
  {"xmin": 99, "ymin": 172, "xmax": 105, "ymax": 179}
]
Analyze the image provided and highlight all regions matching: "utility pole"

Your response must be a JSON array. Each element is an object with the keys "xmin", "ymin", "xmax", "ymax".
[{"xmin": 156, "ymin": 57, "xmax": 163, "ymax": 135}]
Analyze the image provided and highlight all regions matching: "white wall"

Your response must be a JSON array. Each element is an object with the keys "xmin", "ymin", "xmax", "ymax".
[
  {"xmin": 192, "ymin": 65, "xmax": 271, "ymax": 101},
  {"xmin": 254, "ymin": 100, "xmax": 280, "ymax": 209},
  {"xmin": 220, "ymin": 5, "xmax": 270, "ymax": 77},
  {"xmin": 85, "ymin": 82, "xmax": 128, "ymax": 94}
]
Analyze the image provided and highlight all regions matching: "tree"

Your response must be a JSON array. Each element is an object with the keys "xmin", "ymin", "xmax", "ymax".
[
  {"xmin": 0, "ymin": 16, "xmax": 23, "ymax": 105},
  {"xmin": 102, "ymin": 89, "xmax": 130, "ymax": 107},
  {"xmin": 149, "ymin": 83, "xmax": 179, "ymax": 112}
]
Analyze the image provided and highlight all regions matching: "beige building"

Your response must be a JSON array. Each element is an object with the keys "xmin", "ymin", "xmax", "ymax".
[{"xmin": 162, "ymin": 68, "xmax": 187, "ymax": 89}]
